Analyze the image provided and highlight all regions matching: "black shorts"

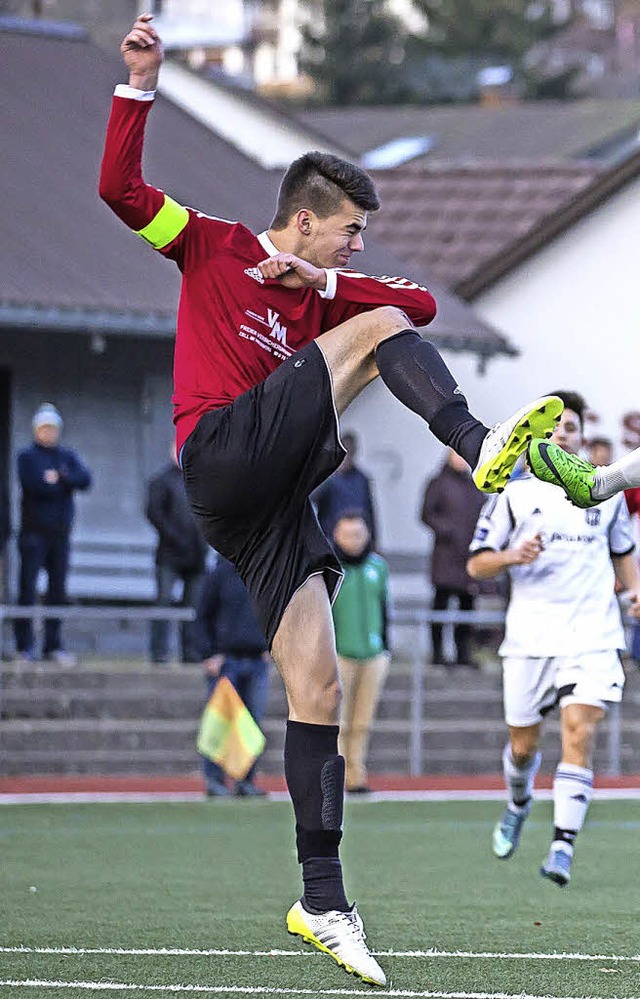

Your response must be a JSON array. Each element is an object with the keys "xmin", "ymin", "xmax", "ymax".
[{"xmin": 181, "ymin": 340, "xmax": 346, "ymax": 648}]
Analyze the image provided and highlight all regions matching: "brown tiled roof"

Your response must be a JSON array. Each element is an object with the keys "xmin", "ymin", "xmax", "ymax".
[
  {"xmin": 369, "ymin": 162, "xmax": 603, "ymax": 296},
  {"xmin": 0, "ymin": 24, "xmax": 510, "ymax": 356}
]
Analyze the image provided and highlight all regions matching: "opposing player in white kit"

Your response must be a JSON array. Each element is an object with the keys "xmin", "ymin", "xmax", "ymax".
[{"xmin": 467, "ymin": 391, "xmax": 640, "ymax": 886}]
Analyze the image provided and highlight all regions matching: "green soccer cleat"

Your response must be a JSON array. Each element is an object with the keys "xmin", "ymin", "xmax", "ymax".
[
  {"xmin": 492, "ymin": 801, "xmax": 532, "ymax": 860},
  {"xmin": 527, "ymin": 439, "xmax": 598, "ymax": 508},
  {"xmin": 286, "ymin": 899, "xmax": 386, "ymax": 987},
  {"xmin": 473, "ymin": 396, "xmax": 564, "ymax": 494}
]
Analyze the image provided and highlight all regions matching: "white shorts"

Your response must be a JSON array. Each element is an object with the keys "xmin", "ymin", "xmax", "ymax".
[{"xmin": 502, "ymin": 651, "xmax": 625, "ymax": 728}]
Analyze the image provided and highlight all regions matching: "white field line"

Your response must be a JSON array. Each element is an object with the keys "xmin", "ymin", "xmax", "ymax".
[
  {"xmin": 1, "ymin": 946, "xmax": 639, "ymax": 962},
  {"xmin": 0, "ymin": 981, "xmax": 619, "ymax": 999},
  {"xmin": 1, "ymin": 788, "xmax": 640, "ymax": 805}
]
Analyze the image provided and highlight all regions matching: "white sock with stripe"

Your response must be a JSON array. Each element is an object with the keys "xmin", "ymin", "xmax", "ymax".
[
  {"xmin": 502, "ymin": 744, "xmax": 541, "ymax": 810},
  {"xmin": 553, "ymin": 762, "xmax": 593, "ymax": 849}
]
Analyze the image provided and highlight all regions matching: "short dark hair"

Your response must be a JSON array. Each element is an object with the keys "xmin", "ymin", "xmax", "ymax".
[
  {"xmin": 271, "ymin": 151, "xmax": 380, "ymax": 229},
  {"xmin": 549, "ymin": 389, "xmax": 587, "ymax": 429}
]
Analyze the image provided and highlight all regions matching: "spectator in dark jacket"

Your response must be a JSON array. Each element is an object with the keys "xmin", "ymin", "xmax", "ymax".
[
  {"xmin": 421, "ymin": 448, "xmax": 485, "ymax": 667},
  {"xmin": 313, "ymin": 430, "xmax": 378, "ymax": 548},
  {"xmin": 14, "ymin": 403, "xmax": 92, "ymax": 664},
  {"xmin": 197, "ymin": 556, "xmax": 270, "ymax": 797},
  {"xmin": 146, "ymin": 450, "xmax": 208, "ymax": 664}
]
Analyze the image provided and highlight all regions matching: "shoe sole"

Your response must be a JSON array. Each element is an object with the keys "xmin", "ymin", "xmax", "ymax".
[
  {"xmin": 474, "ymin": 396, "xmax": 564, "ymax": 493},
  {"xmin": 287, "ymin": 913, "xmax": 385, "ymax": 987},
  {"xmin": 540, "ymin": 865, "xmax": 570, "ymax": 887}
]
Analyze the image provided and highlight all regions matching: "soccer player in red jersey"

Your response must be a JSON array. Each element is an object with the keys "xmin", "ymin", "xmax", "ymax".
[{"xmin": 100, "ymin": 15, "xmax": 564, "ymax": 986}]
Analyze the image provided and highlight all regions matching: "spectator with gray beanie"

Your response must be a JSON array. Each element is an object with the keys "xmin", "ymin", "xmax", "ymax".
[{"xmin": 14, "ymin": 403, "xmax": 92, "ymax": 664}]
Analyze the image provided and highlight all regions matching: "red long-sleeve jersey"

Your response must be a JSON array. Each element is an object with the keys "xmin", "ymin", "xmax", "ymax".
[{"xmin": 99, "ymin": 90, "xmax": 437, "ymax": 452}]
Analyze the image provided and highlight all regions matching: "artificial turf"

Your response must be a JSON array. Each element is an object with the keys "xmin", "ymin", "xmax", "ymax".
[{"xmin": 1, "ymin": 798, "xmax": 639, "ymax": 997}]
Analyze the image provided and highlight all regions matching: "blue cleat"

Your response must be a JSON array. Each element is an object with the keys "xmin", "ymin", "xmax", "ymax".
[
  {"xmin": 492, "ymin": 801, "xmax": 532, "ymax": 859},
  {"xmin": 540, "ymin": 844, "xmax": 573, "ymax": 887}
]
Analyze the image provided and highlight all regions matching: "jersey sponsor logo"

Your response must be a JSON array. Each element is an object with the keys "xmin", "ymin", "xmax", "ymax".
[
  {"xmin": 245, "ymin": 308, "xmax": 288, "ymax": 346},
  {"xmin": 585, "ymin": 508, "xmax": 601, "ymax": 527},
  {"xmin": 335, "ymin": 269, "xmax": 429, "ymax": 293},
  {"xmin": 244, "ymin": 266, "xmax": 265, "ymax": 285},
  {"xmin": 474, "ymin": 526, "xmax": 489, "ymax": 542}
]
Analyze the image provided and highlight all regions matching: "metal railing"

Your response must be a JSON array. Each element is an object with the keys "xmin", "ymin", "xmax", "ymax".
[{"xmin": 0, "ymin": 602, "xmax": 630, "ymax": 778}]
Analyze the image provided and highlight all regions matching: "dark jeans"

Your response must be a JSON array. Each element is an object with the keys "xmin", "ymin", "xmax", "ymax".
[
  {"xmin": 431, "ymin": 585, "xmax": 475, "ymax": 665},
  {"xmin": 202, "ymin": 654, "xmax": 270, "ymax": 786},
  {"xmin": 150, "ymin": 563, "xmax": 204, "ymax": 663},
  {"xmin": 14, "ymin": 531, "xmax": 70, "ymax": 655}
]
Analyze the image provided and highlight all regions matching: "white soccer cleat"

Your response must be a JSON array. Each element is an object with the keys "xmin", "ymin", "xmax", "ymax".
[
  {"xmin": 286, "ymin": 899, "xmax": 386, "ymax": 987},
  {"xmin": 473, "ymin": 395, "xmax": 564, "ymax": 493}
]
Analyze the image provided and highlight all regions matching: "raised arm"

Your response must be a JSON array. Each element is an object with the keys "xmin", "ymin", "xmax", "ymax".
[{"xmin": 99, "ymin": 14, "xmax": 192, "ymax": 255}]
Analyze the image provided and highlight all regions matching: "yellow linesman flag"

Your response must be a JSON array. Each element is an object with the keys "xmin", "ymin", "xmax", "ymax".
[{"xmin": 197, "ymin": 676, "xmax": 266, "ymax": 781}]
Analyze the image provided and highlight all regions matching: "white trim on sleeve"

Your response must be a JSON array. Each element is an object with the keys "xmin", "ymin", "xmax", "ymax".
[
  {"xmin": 114, "ymin": 84, "xmax": 156, "ymax": 101},
  {"xmin": 317, "ymin": 268, "xmax": 337, "ymax": 300}
]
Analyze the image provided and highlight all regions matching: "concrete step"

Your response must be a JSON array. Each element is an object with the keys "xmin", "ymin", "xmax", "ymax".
[{"xmin": 2, "ymin": 662, "xmax": 639, "ymax": 777}]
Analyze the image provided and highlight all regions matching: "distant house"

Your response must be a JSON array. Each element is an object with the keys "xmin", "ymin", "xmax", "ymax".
[{"xmin": 1, "ymin": 21, "xmax": 510, "ymax": 597}]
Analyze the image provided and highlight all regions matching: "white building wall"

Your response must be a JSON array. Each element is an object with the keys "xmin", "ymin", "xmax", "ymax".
[{"xmin": 473, "ymin": 176, "xmax": 640, "ymax": 452}]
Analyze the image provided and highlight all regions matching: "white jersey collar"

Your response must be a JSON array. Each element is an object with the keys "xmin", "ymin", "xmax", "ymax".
[{"xmin": 257, "ymin": 231, "xmax": 280, "ymax": 256}]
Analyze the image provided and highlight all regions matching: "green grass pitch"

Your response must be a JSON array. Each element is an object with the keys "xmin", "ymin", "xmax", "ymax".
[{"xmin": 1, "ymin": 798, "xmax": 639, "ymax": 997}]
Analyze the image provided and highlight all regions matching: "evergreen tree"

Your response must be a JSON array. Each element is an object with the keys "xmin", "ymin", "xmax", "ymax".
[
  {"xmin": 412, "ymin": 0, "xmax": 558, "ymax": 61},
  {"xmin": 299, "ymin": 0, "xmax": 415, "ymax": 105},
  {"xmin": 407, "ymin": 0, "xmax": 569, "ymax": 100}
]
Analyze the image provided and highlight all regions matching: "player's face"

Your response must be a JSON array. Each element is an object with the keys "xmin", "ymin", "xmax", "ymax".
[
  {"xmin": 306, "ymin": 200, "xmax": 367, "ymax": 269},
  {"xmin": 551, "ymin": 408, "xmax": 583, "ymax": 455}
]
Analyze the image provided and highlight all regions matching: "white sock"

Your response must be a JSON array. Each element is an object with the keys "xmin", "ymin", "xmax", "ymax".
[
  {"xmin": 592, "ymin": 446, "xmax": 640, "ymax": 500},
  {"xmin": 502, "ymin": 744, "xmax": 541, "ymax": 809},
  {"xmin": 553, "ymin": 762, "xmax": 593, "ymax": 839}
]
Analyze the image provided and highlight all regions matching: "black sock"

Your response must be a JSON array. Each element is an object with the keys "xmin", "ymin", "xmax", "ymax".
[
  {"xmin": 554, "ymin": 826, "xmax": 577, "ymax": 847},
  {"xmin": 375, "ymin": 330, "xmax": 488, "ymax": 467},
  {"xmin": 284, "ymin": 720, "xmax": 349, "ymax": 912},
  {"xmin": 513, "ymin": 794, "xmax": 531, "ymax": 808}
]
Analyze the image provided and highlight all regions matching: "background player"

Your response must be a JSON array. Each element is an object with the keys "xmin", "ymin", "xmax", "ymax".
[
  {"xmin": 100, "ymin": 14, "xmax": 563, "ymax": 986},
  {"xmin": 468, "ymin": 391, "xmax": 640, "ymax": 886}
]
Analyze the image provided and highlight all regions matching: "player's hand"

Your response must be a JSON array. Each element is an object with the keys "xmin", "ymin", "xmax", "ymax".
[
  {"xmin": 510, "ymin": 532, "xmax": 544, "ymax": 565},
  {"xmin": 43, "ymin": 469, "xmax": 59, "ymax": 485},
  {"xmin": 622, "ymin": 590, "xmax": 640, "ymax": 619},
  {"xmin": 121, "ymin": 14, "xmax": 163, "ymax": 89},
  {"xmin": 257, "ymin": 253, "xmax": 327, "ymax": 290}
]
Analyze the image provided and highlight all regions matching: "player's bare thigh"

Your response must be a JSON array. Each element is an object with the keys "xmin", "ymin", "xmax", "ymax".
[
  {"xmin": 316, "ymin": 306, "xmax": 412, "ymax": 415},
  {"xmin": 271, "ymin": 574, "xmax": 342, "ymax": 725}
]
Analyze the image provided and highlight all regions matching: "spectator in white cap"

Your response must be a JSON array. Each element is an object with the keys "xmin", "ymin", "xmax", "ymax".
[{"xmin": 14, "ymin": 403, "xmax": 92, "ymax": 664}]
